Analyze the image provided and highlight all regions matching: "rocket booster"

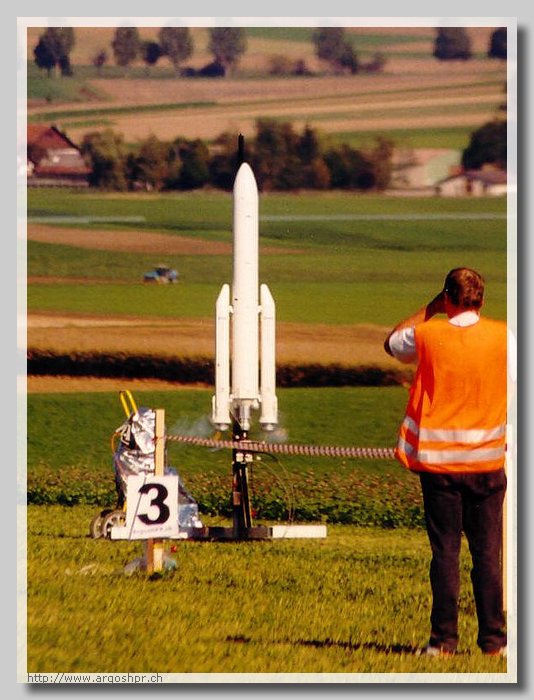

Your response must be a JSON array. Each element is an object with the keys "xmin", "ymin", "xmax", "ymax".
[{"xmin": 212, "ymin": 160, "xmax": 278, "ymax": 432}]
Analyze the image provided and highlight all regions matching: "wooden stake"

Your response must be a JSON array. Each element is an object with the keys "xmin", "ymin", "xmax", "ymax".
[{"xmin": 146, "ymin": 409, "xmax": 166, "ymax": 574}]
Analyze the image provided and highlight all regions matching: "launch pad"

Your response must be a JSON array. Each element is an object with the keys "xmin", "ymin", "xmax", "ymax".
[{"xmin": 190, "ymin": 524, "xmax": 327, "ymax": 541}]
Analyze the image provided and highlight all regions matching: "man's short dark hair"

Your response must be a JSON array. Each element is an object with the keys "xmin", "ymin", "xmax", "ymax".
[{"xmin": 444, "ymin": 267, "xmax": 485, "ymax": 309}]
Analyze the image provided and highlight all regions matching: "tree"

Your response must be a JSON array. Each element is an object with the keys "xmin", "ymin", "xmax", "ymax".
[
  {"xmin": 367, "ymin": 136, "xmax": 395, "ymax": 191},
  {"xmin": 80, "ymin": 130, "xmax": 129, "ymax": 190},
  {"xmin": 337, "ymin": 41, "xmax": 358, "ymax": 74},
  {"xmin": 33, "ymin": 27, "xmax": 75, "ymax": 76},
  {"xmin": 33, "ymin": 37, "xmax": 56, "ymax": 76},
  {"xmin": 141, "ymin": 41, "xmax": 162, "ymax": 73},
  {"xmin": 172, "ymin": 138, "xmax": 210, "ymax": 189},
  {"xmin": 158, "ymin": 27, "xmax": 194, "ymax": 74},
  {"xmin": 92, "ymin": 50, "xmax": 108, "ymax": 75},
  {"xmin": 197, "ymin": 60, "xmax": 225, "ymax": 77},
  {"xmin": 362, "ymin": 52, "xmax": 387, "ymax": 73},
  {"xmin": 207, "ymin": 27, "xmax": 247, "ymax": 73},
  {"xmin": 133, "ymin": 135, "xmax": 176, "ymax": 191},
  {"xmin": 433, "ymin": 28, "xmax": 472, "ymax": 60},
  {"xmin": 461, "ymin": 120, "xmax": 507, "ymax": 170},
  {"xmin": 252, "ymin": 119, "xmax": 302, "ymax": 191},
  {"xmin": 297, "ymin": 125, "xmax": 321, "ymax": 165},
  {"xmin": 323, "ymin": 144, "xmax": 375, "ymax": 189},
  {"xmin": 488, "ymin": 27, "xmax": 507, "ymax": 59},
  {"xmin": 111, "ymin": 27, "xmax": 141, "ymax": 72},
  {"xmin": 313, "ymin": 27, "xmax": 359, "ymax": 74},
  {"xmin": 304, "ymin": 157, "xmax": 331, "ymax": 189},
  {"xmin": 209, "ymin": 131, "xmax": 242, "ymax": 190},
  {"xmin": 58, "ymin": 54, "xmax": 73, "ymax": 77}
]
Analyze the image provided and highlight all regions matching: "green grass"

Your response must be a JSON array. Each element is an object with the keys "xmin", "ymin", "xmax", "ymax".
[
  {"xmin": 244, "ymin": 26, "xmax": 435, "ymax": 48},
  {"xmin": 28, "ymin": 186, "xmax": 507, "ymax": 224},
  {"xmin": 27, "ymin": 100, "xmax": 218, "ymax": 123},
  {"xmin": 26, "ymin": 276, "xmax": 507, "ymax": 326},
  {"xmin": 293, "ymin": 100, "xmax": 502, "ymax": 126},
  {"xmin": 25, "ymin": 505, "xmax": 509, "ymax": 675},
  {"xmin": 26, "ymin": 190, "xmax": 509, "ymax": 324},
  {"xmin": 334, "ymin": 126, "xmax": 475, "ymax": 150},
  {"xmin": 27, "ymin": 73, "xmax": 102, "ymax": 103},
  {"xmin": 27, "ymin": 387, "xmax": 405, "ymax": 478},
  {"xmin": 26, "ymin": 388, "xmax": 421, "ymax": 525}
]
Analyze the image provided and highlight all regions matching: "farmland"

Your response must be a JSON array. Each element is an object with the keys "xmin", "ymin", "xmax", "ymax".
[
  {"xmin": 22, "ymin": 23, "xmax": 514, "ymax": 680},
  {"xmin": 26, "ymin": 26, "xmax": 506, "ymax": 147},
  {"xmin": 26, "ymin": 188, "xmax": 508, "ymax": 369}
]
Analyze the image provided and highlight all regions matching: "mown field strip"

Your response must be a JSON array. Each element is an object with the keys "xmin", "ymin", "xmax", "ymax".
[
  {"xmin": 27, "ymin": 213, "xmax": 508, "ymax": 226},
  {"xmin": 308, "ymin": 100, "xmax": 503, "ymax": 124},
  {"xmin": 261, "ymin": 213, "xmax": 508, "ymax": 222},
  {"xmin": 58, "ymin": 92, "xmax": 504, "ymax": 130},
  {"xmin": 31, "ymin": 83, "xmax": 504, "ymax": 123},
  {"xmin": 67, "ymin": 109, "xmax": 499, "ymax": 142}
]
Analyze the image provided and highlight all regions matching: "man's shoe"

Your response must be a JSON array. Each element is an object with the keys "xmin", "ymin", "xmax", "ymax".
[{"xmin": 416, "ymin": 644, "xmax": 455, "ymax": 657}]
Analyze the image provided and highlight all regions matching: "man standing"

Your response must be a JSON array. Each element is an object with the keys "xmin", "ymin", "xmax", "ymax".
[{"xmin": 384, "ymin": 267, "xmax": 513, "ymax": 657}]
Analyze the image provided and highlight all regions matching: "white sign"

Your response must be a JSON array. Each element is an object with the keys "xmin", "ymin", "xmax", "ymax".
[{"xmin": 119, "ymin": 475, "xmax": 180, "ymax": 540}]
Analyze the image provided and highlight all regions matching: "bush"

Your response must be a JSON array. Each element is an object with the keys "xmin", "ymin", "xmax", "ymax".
[{"xmin": 26, "ymin": 465, "xmax": 425, "ymax": 528}]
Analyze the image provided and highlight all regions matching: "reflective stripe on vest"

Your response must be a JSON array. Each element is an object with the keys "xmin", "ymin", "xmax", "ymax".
[
  {"xmin": 399, "ymin": 416, "xmax": 506, "ymax": 444},
  {"xmin": 396, "ymin": 416, "xmax": 507, "ymax": 469},
  {"xmin": 418, "ymin": 446, "xmax": 505, "ymax": 464}
]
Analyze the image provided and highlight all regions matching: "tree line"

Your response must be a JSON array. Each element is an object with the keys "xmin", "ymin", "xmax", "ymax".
[
  {"xmin": 33, "ymin": 26, "xmax": 508, "ymax": 78},
  {"xmin": 78, "ymin": 115, "xmax": 506, "ymax": 193},
  {"xmin": 79, "ymin": 120, "xmax": 395, "ymax": 192}
]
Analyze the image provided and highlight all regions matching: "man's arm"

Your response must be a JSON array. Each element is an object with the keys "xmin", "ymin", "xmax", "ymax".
[{"xmin": 384, "ymin": 291, "xmax": 445, "ymax": 357}]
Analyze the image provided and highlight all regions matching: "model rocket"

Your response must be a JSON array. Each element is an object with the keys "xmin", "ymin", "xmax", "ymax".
[{"xmin": 212, "ymin": 145, "xmax": 278, "ymax": 433}]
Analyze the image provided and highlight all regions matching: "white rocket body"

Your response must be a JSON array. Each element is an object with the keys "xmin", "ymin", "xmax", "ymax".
[{"xmin": 212, "ymin": 162, "xmax": 278, "ymax": 432}]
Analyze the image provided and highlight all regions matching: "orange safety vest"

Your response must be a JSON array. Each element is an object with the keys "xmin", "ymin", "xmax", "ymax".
[{"xmin": 395, "ymin": 317, "xmax": 508, "ymax": 474}]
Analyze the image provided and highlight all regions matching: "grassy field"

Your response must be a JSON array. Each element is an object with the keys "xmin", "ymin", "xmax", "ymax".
[
  {"xmin": 25, "ymin": 505, "xmax": 509, "ymax": 676},
  {"xmin": 27, "ymin": 189, "xmax": 508, "ymax": 327}
]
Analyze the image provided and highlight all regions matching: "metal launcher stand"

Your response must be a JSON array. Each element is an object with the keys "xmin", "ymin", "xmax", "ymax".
[
  {"xmin": 229, "ymin": 420, "xmax": 277, "ymax": 540},
  {"xmin": 231, "ymin": 421, "xmax": 253, "ymax": 537},
  {"xmin": 199, "ymin": 419, "xmax": 272, "ymax": 542}
]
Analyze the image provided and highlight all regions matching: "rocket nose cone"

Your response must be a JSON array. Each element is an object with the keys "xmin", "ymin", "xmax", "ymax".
[{"xmin": 234, "ymin": 162, "xmax": 258, "ymax": 195}]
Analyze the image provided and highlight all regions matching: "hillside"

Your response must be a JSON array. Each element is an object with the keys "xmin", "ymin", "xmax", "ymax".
[{"xmin": 26, "ymin": 25, "xmax": 506, "ymax": 148}]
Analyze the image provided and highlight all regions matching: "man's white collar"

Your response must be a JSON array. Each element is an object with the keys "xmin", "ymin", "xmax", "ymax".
[{"xmin": 449, "ymin": 310, "xmax": 480, "ymax": 327}]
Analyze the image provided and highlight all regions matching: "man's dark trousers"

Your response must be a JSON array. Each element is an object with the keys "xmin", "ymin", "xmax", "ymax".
[{"xmin": 419, "ymin": 468, "xmax": 507, "ymax": 653}]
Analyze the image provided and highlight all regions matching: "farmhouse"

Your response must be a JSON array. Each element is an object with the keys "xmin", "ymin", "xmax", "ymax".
[
  {"xmin": 389, "ymin": 148, "xmax": 462, "ymax": 194},
  {"xmin": 27, "ymin": 125, "xmax": 91, "ymax": 187},
  {"xmin": 435, "ymin": 168, "xmax": 507, "ymax": 197}
]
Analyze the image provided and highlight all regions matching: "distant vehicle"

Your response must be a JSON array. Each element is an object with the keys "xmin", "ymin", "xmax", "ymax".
[{"xmin": 143, "ymin": 265, "xmax": 179, "ymax": 284}]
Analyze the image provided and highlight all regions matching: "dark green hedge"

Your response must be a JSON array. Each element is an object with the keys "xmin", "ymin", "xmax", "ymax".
[{"xmin": 27, "ymin": 350, "xmax": 413, "ymax": 388}]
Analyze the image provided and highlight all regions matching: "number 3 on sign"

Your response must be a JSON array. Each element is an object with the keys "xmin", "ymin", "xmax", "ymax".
[{"xmin": 125, "ymin": 475, "xmax": 179, "ymax": 539}]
